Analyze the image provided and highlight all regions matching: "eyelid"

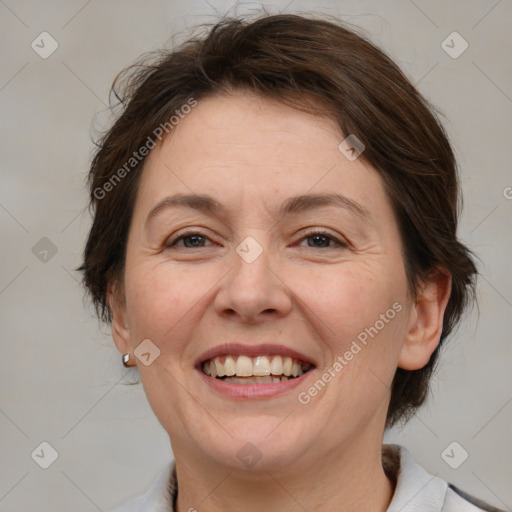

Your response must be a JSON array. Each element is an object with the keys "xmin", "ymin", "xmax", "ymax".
[
  {"xmin": 165, "ymin": 229, "xmax": 216, "ymax": 248},
  {"xmin": 164, "ymin": 227, "xmax": 349, "ymax": 249},
  {"xmin": 297, "ymin": 228, "xmax": 349, "ymax": 248}
]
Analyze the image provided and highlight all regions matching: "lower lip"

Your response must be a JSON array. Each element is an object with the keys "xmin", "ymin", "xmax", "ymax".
[{"xmin": 197, "ymin": 368, "xmax": 314, "ymax": 399}]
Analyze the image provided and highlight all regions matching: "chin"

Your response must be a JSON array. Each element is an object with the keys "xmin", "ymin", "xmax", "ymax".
[{"xmin": 184, "ymin": 417, "xmax": 316, "ymax": 472}]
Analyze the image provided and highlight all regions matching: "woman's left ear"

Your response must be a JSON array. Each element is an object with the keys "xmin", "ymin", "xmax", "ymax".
[
  {"xmin": 107, "ymin": 282, "xmax": 132, "ymax": 356},
  {"xmin": 398, "ymin": 269, "xmax": 452, "ymax": 370}
]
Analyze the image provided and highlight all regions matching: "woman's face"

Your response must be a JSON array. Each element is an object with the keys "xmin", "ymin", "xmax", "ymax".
[{"xmin": 112, "ymin": 90, "xmax": 417, "ymax": 471}]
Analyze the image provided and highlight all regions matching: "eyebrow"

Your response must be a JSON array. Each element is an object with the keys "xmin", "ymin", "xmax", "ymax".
[{"xmin": 144, "ymin": 192, "xmax": 370, "ymax": 226}]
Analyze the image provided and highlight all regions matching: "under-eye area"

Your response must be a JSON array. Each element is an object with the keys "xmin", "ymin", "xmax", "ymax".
[{"xmin": 200, "ymin": 355, "xmax": 315, "ymax": 384}]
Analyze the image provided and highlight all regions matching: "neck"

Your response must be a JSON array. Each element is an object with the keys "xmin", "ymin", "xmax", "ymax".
[{"xmin": 173, "ymin": 432, "xmax": 395, "ymax": 512}]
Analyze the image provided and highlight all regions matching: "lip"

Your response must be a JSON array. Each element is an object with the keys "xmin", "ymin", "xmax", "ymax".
[
  {"xmin": 197, "ymin": 366, "xmax": 315, "ymax": 399},
  {"xmin": 195, "ymin": 343, "xmax": 317, "ymax": 368}
]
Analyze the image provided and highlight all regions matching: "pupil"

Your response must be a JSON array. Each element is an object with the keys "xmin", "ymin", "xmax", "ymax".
[
  {"xmin": 310, "ymin": 235, "xmax": 328, "ymax": 247},
  {"xmin": 185, "ymin": 235, "xmax": 204, "ymax": 247}
]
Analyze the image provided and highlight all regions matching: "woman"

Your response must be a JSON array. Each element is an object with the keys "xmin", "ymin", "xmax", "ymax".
[{"xmin": 79, "ymin": 13, "xmax": 502, "ymax": 511}]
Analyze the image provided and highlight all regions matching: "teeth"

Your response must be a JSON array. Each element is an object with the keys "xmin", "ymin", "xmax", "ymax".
[
  {"xmin": 215, "ymin": 358, "xmax": 225, "ymax": 377},
  {"xmin": 224, "ymin": 356, "xmax": 236, "ymax": 376},
  {"xmin": 235, "ymin": 355, "xmax": 253, "ymax": 377},
  {"xmin": 282, "ymin": 357, "xmax": 293, "ymax": 376},
  {"xmin": 270, "ymin": 356, "xmax": 283, "ymax": 375},
  {"xmin": 223, "ymin": 375, "xmax": 292, "ymax": 385},
  {"xmin": 209, "ymin": 360, "xmax": 217, "ymax": 378},
  {"xmin": 201, "ymin": 354, "xmax": 312, "ymax": 379},
  {"xmin": 253, "ymin": 356, "xmax": 271, "ymax": 376}
]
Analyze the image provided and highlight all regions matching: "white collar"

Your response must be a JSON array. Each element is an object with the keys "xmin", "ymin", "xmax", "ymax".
[{"xmin": 386, "ymin": 444, "xmax": 448, "ymax": 511}]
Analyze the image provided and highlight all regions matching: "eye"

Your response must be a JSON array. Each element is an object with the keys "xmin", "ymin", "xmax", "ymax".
[
  {"xmin": 165, "ymin": 229, "xmax": 347, "ymax": 250},
  {"xmin": 165, "ymin": 232, "xmax": 214, "ymax": 249},
  {"xmin": 298, "ymin": 230, "xmax": 348, "ymax": 249}
]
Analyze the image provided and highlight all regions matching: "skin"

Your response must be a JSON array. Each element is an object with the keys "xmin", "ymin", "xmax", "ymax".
[{"xmin": 108, "ymin": 89, "xmax": 451, "ymax": 511}]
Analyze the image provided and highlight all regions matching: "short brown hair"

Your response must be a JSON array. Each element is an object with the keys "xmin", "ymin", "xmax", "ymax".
[{"xmin": 78, "ymin": 13, "xmax": 477, "ymax": 428}]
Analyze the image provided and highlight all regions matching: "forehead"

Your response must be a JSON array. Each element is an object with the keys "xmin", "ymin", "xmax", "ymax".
[{"xmin": 134, "ymin": 90, "xmax": 392, "ymax": 223}]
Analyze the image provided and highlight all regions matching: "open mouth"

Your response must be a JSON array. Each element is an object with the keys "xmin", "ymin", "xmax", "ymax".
[{"xmin": 201, "ymin": 355, "xmax": 314, "ymax": 385}]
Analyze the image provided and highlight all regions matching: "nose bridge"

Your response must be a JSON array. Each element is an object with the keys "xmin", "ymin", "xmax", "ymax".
[
  {"xmin": 234, "ymin": 235, "xmax": 271, "ymax": 288},
  {"xmin": 214, "ymin": 233, "xmax": 291, "ymax": 321}
]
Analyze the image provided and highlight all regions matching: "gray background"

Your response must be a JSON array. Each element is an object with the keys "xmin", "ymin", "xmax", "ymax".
[{"xmin": 1, "ymin": 0, "xmax": 511, "ymax": 510}]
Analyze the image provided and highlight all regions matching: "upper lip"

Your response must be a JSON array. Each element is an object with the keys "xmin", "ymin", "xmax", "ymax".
[{"xmin": 195, "ymin": 343, "xmax": 317, "ymax": 368}]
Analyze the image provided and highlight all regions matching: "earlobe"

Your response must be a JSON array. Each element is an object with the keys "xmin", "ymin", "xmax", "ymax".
[
  {"xmin": 107, "ymin": 282, "xmax": 132, "ymax": 356},
  {"xmin": 398, "ymin": 270, "xmax": 452, "ymax": 371}
]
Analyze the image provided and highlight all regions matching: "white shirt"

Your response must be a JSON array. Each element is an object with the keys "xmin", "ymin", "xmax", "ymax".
[{"xmin": 109, "ymin": 444, "xmax": 502, "ymax": 511}]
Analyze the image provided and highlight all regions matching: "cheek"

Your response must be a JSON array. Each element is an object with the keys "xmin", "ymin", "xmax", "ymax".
[
  {"xmin": 123, "ymin": 260, "xmax": 221, "ymax": 361},
  {"xmin": 298, "ymin": 267, "xmax": 408, "ymax": 422},
  {"xmin": 126, "ymin": 260, "xmax": 195, "ymax": 321},
  {"xmin": 293, "ymin": 263, "xmax": 407, "ymax": 349}
]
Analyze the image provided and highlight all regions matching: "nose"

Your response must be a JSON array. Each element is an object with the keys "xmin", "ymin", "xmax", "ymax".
[{"xmin": 214, "ymin": 239, "xmax": 293, "ymax": 324}]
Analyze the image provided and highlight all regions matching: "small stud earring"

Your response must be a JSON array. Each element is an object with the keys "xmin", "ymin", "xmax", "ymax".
[{"xmin": 122, "ymin": 353, "xmax": 136, "ymax": 367}]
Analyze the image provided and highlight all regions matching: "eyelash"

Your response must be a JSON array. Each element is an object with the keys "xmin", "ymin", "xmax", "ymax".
[{"xmin": 166, "ymin": 229, "xmax": 348, "ymax": 250}]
